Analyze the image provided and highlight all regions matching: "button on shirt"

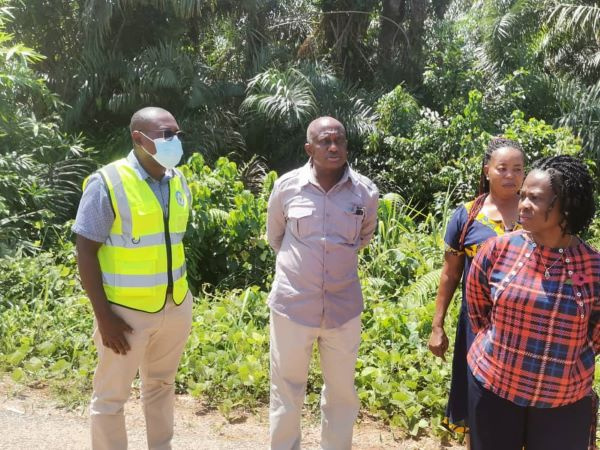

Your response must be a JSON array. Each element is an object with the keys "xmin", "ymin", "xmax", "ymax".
[
  {"xmin": 266, "ymin": 162, "xmax": 379, "ymax": 329},
  {"xmin": 72, "ymin": 151, "xmax": 192, "ymax": 243},
  {"xmin": 467, "ymin": 230, "xmax": 600, "ymax": 408}
]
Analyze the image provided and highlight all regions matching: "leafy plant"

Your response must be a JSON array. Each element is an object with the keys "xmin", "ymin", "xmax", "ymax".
[
  {"xmin": 360, "ymin": 85, "xmax": 583, "ymax": 210},
  {"xmin": 180, "ymin": 153, "xmax": 276, "ymax": 292},
  {"xmin": 0, "ymin": 5, "xmax": 95, "ymax": 256},
  {"xmin": 0, "ymin": 180, "xmax": 457, "ymax": 439}
]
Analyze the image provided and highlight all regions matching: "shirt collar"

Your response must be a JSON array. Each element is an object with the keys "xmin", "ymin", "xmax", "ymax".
[
  {"xmin": 126, "ymin": 150, "xmax": 173, "ymax": 182},
  {"xmin": 346, "ymin": 165, "xmax": 360, "ymax": 186},
  {"xmin": 300, "ymin": 160, "xmax": 358, "ymax": 188}
]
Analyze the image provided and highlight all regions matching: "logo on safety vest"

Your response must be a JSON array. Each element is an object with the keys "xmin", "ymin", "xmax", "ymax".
[{"xmin": 176, "ymin": 190, "xmax": 185, "ymax": 206}]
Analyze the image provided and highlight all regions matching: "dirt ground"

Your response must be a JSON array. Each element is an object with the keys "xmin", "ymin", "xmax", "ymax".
[{"xmin": 0, "ymin": 378, "xmax": 465, "ymax": 449}]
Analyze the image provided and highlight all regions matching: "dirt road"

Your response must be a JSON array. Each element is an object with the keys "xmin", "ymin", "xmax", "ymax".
[{"xmin": 0, "ymin": 379, "xmax": 464, "ymax": 449}]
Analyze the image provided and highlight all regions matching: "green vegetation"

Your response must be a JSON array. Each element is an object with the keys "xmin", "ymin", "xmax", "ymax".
[
  {"xmin": 0, "ymin": 168, "xmax": 458, "ymax": 437},
  {"xmin": 1, "ymin": 0, "xmax": 600, "ymax": 443}
]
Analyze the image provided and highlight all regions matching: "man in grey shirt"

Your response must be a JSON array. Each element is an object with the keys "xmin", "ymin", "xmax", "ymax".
[{"xmin": 267, "ymin": 116, "xmax": 379, "ymax": 449}]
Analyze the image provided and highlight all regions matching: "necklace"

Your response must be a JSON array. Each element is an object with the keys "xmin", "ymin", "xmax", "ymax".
[{"xmin": 537, "ymin": 236, "xmax": 573, "ymax": 279}]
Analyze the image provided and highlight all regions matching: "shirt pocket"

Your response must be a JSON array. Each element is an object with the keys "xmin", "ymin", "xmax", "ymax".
[
  {"xmin": 287, "ymin": 205, "xmax": 317, "ymax": 239},
  {"xmin": 339, "ymin": 208, "xmax": 364, "ymax": 244},
  {"xmin": 130, "ymin": 204, "xmax": 163, "ymax": 237}
]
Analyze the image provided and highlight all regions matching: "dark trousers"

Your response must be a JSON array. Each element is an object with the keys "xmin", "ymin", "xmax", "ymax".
[{"xmin": 467, "ymin": 368, "xmax": 594, "ymax": 450}]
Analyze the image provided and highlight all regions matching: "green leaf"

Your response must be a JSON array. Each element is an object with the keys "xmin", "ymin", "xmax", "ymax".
[
  {"xmin": 49, "ymin": 359, "xmax": 70, "ymax": 374},
  {"xmin": 24, "ymin": 356, "xmax": 43, "ymax": 372},
  {"xmin": 11, "ymin": 367, "xmax": 24, "ymax": 382},
  {"xmin": 7, "ymin": 349, "xmax": 27, "ymax": 365}
]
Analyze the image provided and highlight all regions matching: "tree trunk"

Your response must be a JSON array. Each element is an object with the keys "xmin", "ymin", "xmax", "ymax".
[
  {"xmin": 319, "ymin": 0, "xmax": 374, "ymax": 82},
  {"xmin": 378, "ymin": 0, "xmax": 405, "ymax": 65},
  {"xmin": 405, "ymin": 0, "xmax": 427, "ymax": 85},
  {"xmin": 432, "ymin": 0, "xmax": 451, "ymax": 20}
]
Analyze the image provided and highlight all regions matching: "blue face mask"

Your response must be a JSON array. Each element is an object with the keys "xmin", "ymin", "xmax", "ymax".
[{"xmin": 140, "ymin": 133, "xmax": 183, "ymax": 170}]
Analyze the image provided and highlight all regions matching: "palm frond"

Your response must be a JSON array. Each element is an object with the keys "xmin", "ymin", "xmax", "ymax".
[
  {"xmin": 81, "ymin": 0, "xmax": 116, "ymax": 50},
  {"xmin": 402, "ymin": 267, "xmax": 443, "ymax": 307},
  {"xmin": 493, "ymin": 10, "xmax": 519, "ymax": 41},
  {"xmin": 548, "ymin": 3, "xmax": 600, "ymax": 37},
  {"xmin": 184, "ymin": 109, "xmax": 246, "ymax": 162},
  {"xmin": 170, "ymin": 0, "xmax": 216, "ymax": 19},
  {"xmin": 555, "ymin": 77, "xmax": 600, "ymax": 154},
  {"xmin": 334, "ymin": 96, "xmax": 377, "ymax": 141},
  {"xmin": 45, "ymin": 157, "xmax": 97, "ymax": 221},
  {"xmin": 473, "ymin": 0, "xmax": 545, "ymax": 76},
  {"xmin": 206, "ymin": 208, "xmax": 229, "ymax": 223},
  {"xmin": 239, "ymin": 154, "xmax": 268, "ymax": 194},
  {"xmin": 240, "ymin": 67, "xmax": 317, "ymax": 129}
]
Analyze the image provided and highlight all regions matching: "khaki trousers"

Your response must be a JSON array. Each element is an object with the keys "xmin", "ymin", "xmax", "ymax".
[
  {"xmin": 90, "ymin": 291, "xmax": 193, "ymax": 450},
  {"xmin": 269, "ymin": 311, "xmax": 361, "ymax": 450}
]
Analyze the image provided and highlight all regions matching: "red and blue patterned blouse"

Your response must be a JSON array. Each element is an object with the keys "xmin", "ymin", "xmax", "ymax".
[{"xmin": 466, "ymin": 230, "xmax": 600, "ymax": 408}]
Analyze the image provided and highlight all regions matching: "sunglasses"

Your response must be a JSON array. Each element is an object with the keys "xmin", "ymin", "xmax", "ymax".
[{"xmin": 140, "ymin": 129, "xmax": 185, "ymax": 141}]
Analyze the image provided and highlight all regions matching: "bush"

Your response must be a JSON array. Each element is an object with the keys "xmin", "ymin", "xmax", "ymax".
[
  {"xmin": 502, "ymin": 110, "xmax": 582, "ymax": 161},
  {"xmin": 0, "ymin": 192, "xmax": 458, "ymax": 438},
  {"xmin": 360, "ymin": 88, "xmax": 583, "ymax": 210},
  {"xmin": 0, "ymin": 237, "xmax": 94, "ymax": 405},
  {"xmin": 375, "ymin": 85, "xmax": 421, "ymax": 137},
  {"xmin": 181, "ymin": 286, "xmax": 271, "ymax": 414},
  {"xmin": 0, "ymin": 8, "xmax": 94, "ymax": 256},
  {"xmin": 422, "ymin": 24, "xmax": 486, "ymax": 115},
  {"xmin": 181, "ymin": 154, "xmax": 276, "ymax": 292}
]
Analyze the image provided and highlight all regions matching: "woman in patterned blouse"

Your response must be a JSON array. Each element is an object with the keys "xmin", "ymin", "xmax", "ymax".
[
  {"xmin": 428, "ymin": 137, "xmax": 525, "ymax": 443},
  {"xmin": 466, "ymin": 155, "xmax": 599, "ymax": 450}
]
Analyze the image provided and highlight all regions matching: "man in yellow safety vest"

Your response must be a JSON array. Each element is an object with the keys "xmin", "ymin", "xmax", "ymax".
[{"xmin": 73, "ymin": 106, "xmax": 193, "ymax": 450}]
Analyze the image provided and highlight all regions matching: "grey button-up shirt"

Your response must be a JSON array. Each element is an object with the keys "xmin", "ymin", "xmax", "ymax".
[
  {"xmin": 266, "ymin": 162, "xmax": 379, "ymax": 328},
  {"xmin": 72, "ymin": 151, "xmax": 191, "ymax": 243}
]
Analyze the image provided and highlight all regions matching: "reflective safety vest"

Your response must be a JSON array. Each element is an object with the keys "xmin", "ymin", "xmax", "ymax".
[{"xmin": 85, "ymin": 158, "xmax": 190, "ymax": 312}]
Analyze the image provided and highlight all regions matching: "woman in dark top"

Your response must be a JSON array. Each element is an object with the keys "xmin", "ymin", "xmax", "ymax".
[
  {"xmin": 428, "ymin": 137, "xmax": 525, "ymax": 444},
  {"xmin": 466, "ymin": 155, "xmax": 599, "ymax": 450}
]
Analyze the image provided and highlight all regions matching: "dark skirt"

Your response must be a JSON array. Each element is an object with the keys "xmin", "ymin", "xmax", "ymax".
[
  {"xmin": 443, "ymin": 302, "xmax": 475, "ymax": 433},
  {"xmin": 467, "ymin": 367, "xmax": 594, "ymax": 450}
]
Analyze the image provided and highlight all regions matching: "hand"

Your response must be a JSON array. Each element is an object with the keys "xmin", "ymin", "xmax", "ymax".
[
  {"xmin": 97, "ymin": 311, "xmax": 134, "ymax": 355},
  {"xmin": 428, "ymin": 326, "xmax": 449, "ymax": 361}
]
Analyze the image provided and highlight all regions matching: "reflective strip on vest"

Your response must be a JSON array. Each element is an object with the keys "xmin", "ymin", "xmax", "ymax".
[
  {"xmin": 102, "ymin": 263, "xmax": 187, "ymax": 288},
  {"xmin": 105, "ymin": 231, "xmax": 185, "ymax": 248},
  {"xmin": 103, "ymin": 164, "xmax": 133, "ymax": 236}
]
